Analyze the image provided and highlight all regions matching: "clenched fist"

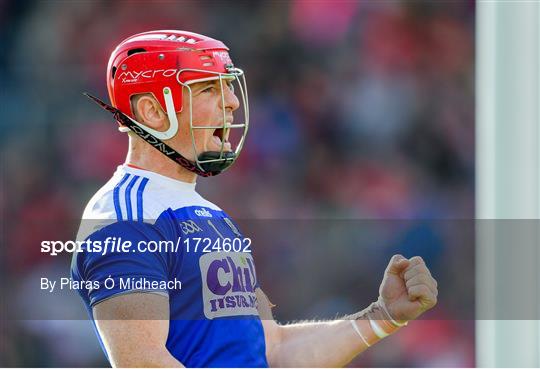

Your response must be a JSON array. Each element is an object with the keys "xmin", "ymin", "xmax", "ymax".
[{"xmin": 379, "ymin": 254, "xmax": 438, "ymax": 322}]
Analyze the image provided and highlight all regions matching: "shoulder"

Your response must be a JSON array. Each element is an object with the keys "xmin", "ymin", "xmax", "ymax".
[
  {"xmin": 81, "ymin": 171, "xmax": 150, "ymax": 219},
  {"xmin": 78, "ymin": 169, "xmax": 155, "ymax": 240},
  {"xmin": 78, "ymin": 167, "xmax": 224, "ymax": 240}
]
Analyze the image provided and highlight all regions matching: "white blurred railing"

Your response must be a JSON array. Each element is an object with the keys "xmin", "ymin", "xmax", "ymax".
[{"xmin": 476, "ymin": 0, "xmax": 540, "ymax": 367}]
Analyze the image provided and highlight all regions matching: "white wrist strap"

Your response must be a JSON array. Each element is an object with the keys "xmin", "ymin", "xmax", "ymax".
[
  {"xmin": 378, "ymin": 299, "xmax": 408, "ymax": 327},
  {"xmin": 369, "ymin": 319, "xmax": 389, "ymax": 339},
  {"xmin": 350, "ymin": 320, "xmax": 370, "ymax": 347}
]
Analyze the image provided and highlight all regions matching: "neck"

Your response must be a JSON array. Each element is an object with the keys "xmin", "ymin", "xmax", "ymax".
[{"xmin": 125, "ymin": 137, "xmax": 197, "ymax": 184}]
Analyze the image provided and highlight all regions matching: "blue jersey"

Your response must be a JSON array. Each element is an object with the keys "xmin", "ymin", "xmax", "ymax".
[{"xmin": 71, "ymin": 165, "xmax": 267, "ymax": 367}]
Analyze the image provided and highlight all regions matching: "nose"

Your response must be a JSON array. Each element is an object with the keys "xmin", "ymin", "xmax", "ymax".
[{"xmin": 221, "ymin": 83, "xmax": 240, "ymax": 112}]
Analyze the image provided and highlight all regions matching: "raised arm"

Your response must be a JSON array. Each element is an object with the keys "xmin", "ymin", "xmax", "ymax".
[{"xmin": 259, "ymin": 255, "xmax": 438, "ymax": 367}]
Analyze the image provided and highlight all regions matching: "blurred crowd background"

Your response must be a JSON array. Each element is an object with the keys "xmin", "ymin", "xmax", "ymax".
[{"xmin": 1, "ymin": 0, "xmax": 475, "ymax": 367}]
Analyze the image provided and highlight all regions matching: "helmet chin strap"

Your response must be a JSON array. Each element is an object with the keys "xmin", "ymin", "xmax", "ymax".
[{"xmin": 84, "ymin": 92, "xmax": 235, "ymax": 177}]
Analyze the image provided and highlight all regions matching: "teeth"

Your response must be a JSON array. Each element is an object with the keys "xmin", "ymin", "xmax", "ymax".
[
  {"xmin": 212, "ymin": 135, "xmax": 222, "ymax": 145},
  {"xmin": 211, "ymin": 135, "xmax": 232, "ymax": 151}
]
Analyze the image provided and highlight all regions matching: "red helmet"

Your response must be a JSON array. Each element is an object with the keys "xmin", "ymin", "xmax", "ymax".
[
  {"xmin": 88, "ymin": 30, "xmax": 249, "ymax": 176},
  {"xmin": 107, "ymin": 30, "xmax": 234, "ymax": 121}
]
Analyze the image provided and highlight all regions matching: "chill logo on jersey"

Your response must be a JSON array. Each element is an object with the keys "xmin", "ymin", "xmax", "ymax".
[{"xmin": 199, "ymin": 252, "xmax": 258, "ymax": 319}]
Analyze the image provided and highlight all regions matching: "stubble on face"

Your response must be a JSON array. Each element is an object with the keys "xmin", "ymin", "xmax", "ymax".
[{"xmin": 169, "ymin": 82, "xmax": 234, "ymax": 161}]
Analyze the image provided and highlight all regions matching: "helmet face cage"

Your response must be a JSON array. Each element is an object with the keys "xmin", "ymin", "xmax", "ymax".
[{"xmin": 178, "ymin": 66, "xmax": 249, "ymax": 173}]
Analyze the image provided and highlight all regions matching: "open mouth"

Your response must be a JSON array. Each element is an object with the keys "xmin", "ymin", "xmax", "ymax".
[{"xmin": 209, "ymin": 128, "xmax": 232, "ymax": 152}]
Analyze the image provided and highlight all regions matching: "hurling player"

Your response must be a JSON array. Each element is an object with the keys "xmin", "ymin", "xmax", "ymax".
[{"xmin": 71, "ymin": 30, "xmax": 438, "ymax": 367}]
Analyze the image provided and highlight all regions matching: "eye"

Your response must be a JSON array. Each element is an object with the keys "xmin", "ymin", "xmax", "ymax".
[{"xmin": 200, "ymin": 85, "xmax": 216, "ymax": 93}]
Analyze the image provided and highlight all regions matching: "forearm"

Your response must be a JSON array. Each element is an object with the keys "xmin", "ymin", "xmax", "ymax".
[
  {"xmin": 264, "ymin": 255, "xmax": 437, "ymax": 367},
  {"xmin": 268, "ymin": 301, "xmax": 403, "ymax": 368},
  {"xmin": 268, "ymin": 320, "xmax": 367, "ymax": 367}
]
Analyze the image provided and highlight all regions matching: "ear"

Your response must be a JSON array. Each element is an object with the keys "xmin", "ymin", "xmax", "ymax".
[{"xmin": 134, "ymin": 95, "xmax": 168, "ymax": 131}]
